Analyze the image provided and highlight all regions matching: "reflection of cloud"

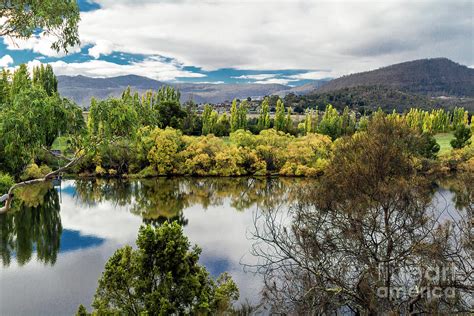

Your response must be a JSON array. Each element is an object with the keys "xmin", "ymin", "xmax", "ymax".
[
  {"xmin": 1, "ymin": 180, "xmax": 265, "ymax": 315},
  {"xmin": 60, "ymin": 193, "xmax": 142, "ymax": 244},
  {"xmin": 183, "ymin": 201, "xmax": 262, "ymax": 304},
  {"xmin": 60, "ymin": 230, "xmax": 105, "ymax": 252}
]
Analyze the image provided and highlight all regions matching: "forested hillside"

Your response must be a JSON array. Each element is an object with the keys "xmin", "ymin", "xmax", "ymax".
[
  {"xmin": 317, "ymin": 58, "xmax": 474, "ymax": 97},
  {"xmin": 285, "ymin": 86, "xmax": 474, "ymax": 113}
]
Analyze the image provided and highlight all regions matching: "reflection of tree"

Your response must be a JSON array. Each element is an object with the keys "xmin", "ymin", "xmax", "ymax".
[
  {"xmin": 73, "ymin": 178, "xmax": 134, "ymax": 207},
  {"xmin": 248, "ymin": 120, "xmax": 474, "ymax": 314},
  {"xmin": 73, "ymin": 177, "xmax": 314, "ymax": 228},
  {"xmin": 0, "ymin": 183, "xmax": 62, "ymax": 266},
  {"xmin": 132, "ymin": 179, "xmax": 189, "ymax": 227}
]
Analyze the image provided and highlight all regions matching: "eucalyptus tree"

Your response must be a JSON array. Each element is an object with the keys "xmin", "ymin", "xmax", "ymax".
[{"xmin": 0, "ymin": 0, "xmax": 80, "ymax": 53}]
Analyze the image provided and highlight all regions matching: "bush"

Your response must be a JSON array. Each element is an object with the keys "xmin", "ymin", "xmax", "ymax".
[
  {"xmin": 20, "ymin": 163, "xmax": 52, "ymax": 181},
  {"xmin": 0, "ymin": 172, "xmax": 14, "ymax": 193},
  {"xmin": 451, "ymin": 125, "xmax": 472, "ymax": 149}
]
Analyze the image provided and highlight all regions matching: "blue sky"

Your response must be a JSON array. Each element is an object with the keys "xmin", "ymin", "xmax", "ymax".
[{"xmin": 0, "ymin": 0, "xmax": 472, "ymax": 85}]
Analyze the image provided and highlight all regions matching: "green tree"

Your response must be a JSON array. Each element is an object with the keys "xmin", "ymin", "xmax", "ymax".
[
  {"xmin": 32, "ymin": 64, "xmax": 58, "ymax": 96},
  {"xmin": 230, "ymin": 99, "xmax": 239, "ymax": 132},
  {"xmin": 451, "ymin": 125, "xmax": 472, "ymax": 149},
  {"xmin": 258, "ymin": 97, "xmax": 271, "ymax": 130},
  {"xmin": 0, "ymin": 69, "xmax": 11, "ymax": 106},
  {"xmin": 0, "ymin": 0, "xmax": 80, "ymax": 53},
  {"xmin": 154, "ymin": 86, "xmax": 185, "ymax": 128},
  {"xmin": 10, "ymin": 64, "xmax": 31, "ymax": 96},
  {"xmin": 318, "ymin": 104, "xmax": 342, "ymax": 140},
  {"xmin": 285, "ymin": 106, "xmax": 293, "ymax": 133},
  {"xmin": 238, "ymin": 100, "xmax": 248, "ymax": 131},
  {"xmin": 90, "ymin": 222, "xmax": 239, "ymax": 315},
  {"xmin": 201, "ymin": 104, "xmax": 213, "ymax": 135},
  {"xmin": 215, "ymin": 112, "xmax": 231, "ymax": 136},
  {"xmin": 274, "ymin": 99, "xmax": 286, "ymax": 132}
]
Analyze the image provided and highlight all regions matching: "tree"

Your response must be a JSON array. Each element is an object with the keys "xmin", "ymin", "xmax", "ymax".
[
  {"xmin": 201, "ymin": 104, "xmax": 213, "ymax": 135},
  {"xmin": 274, "ymin": 99, "xmax": 286, "ymax": 132},
  {"xmin": 155, "ymin": 86, "xmax": 185, "ymax": 129},
  {"xmin": 451, "ymin": 125, "xmax": 472, "ymax": 149},
  {"xmin": 258, "ymin": 97, "xmax": 271, "ymax": 130},
  {"xmin": 230, "ymin": 99, "xmax": 239, "ymax": 132},
  {"xmin": 89, "ymin": 222, "xmax": 239, "ymax": 315},
  {"xmin": 285, "ymin": 107, "xmax": 293, "ymax": 133},
  {"xmin": 318, "ymin": 104, "xmax": 342, "ymax": 140},
  {"xmin": 418, "ymin": 132, "xmax": 440, "ymax": 159},
  {"xmin": 238, "ymin": 100, "xmax": 248, "ymax": 131},
  {"xmin": 250, "ymin": 117, "xmax": 473, "ymax": 314},
  {"xmin": 32, "ymin": 64, "xmax": 58, "ymax": 96},
  {"xmin": 0, "ymin": 69, "xmax": 11, "ymax": 106},
  {"xmin": 0, "ymin": 0, "xmax": 80, "ymax": 53},
  {"xmin": 10, "ymin": 64, "xmax": 31, "ymax": 96}
]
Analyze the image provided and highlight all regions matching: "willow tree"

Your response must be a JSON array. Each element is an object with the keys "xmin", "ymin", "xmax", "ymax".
[{"xmin": 0, "ymin": 0, "xmax": 80, "ymax": 53}]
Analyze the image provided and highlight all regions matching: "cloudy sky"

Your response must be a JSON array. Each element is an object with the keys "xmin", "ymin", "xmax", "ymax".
[{"xmin": 0, "ymin": 0, "xmax": 472, "ymax": 85}]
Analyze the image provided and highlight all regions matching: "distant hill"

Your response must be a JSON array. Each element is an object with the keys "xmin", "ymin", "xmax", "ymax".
[
  {"xmin": 317, "ymin": 58, "xmax": 474, "ymax": 97},
  {"xmin": 290, "ymin": 85, "xmax": 474, "ymax": 113},
  {"xmin": 57, "ymin": 75, "xmax": 326, "ymax": 107}
]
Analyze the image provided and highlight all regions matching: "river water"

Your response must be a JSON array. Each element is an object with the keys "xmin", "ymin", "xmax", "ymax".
[{"xmin": 0, "ymin": 177, "xmax": 464, "ymax": 315}]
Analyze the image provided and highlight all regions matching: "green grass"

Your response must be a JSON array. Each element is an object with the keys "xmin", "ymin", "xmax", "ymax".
[
  {"xmin": 434, "ymin": 132, "xmax": 454, "ymax": 155},
  {"xmin": 51, "ymin": 136, "xmax": 70, "ymax": 152}
]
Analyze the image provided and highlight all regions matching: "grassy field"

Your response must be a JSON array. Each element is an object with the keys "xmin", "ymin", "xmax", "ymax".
[{"xmin": 434, "ymin": 132, "xmax": 454, "ymax": 155}]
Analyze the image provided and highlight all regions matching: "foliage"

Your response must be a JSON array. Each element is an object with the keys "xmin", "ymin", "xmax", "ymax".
[
  {"xmin": 20, "ymin": 163, "xmax": 52, "ymax": 181},
  {"xmin": 258, "ymin": 97, "xmax": 271, "ymax": 130},
  {"xmin": 274, "ymin": 98, "xmax": 286, "ymax": 132},
  {"xmin": 251, "ymin": 117, "xmax": 473, "ymax": 314},
  {"xmin": 450, "ymin": 124, "xmax": 472, "ymax": 149},
  {"xmin": 0, "ymin": 184, "xmax": 61, "ymax": 266},
  {"xmin": 0, "ymin": 172, "xmax": 14, "ymax": 193},
  {"xmin": 0, "ymin": 0, "xmax": 80, "ymax": 52},
  {"xmin": 0, "ymin": 72, "xmax": 84, "ymax": 176},
  {"xmin": 89, "ymin": 222, "xmax": 239, "ymax": 315}
]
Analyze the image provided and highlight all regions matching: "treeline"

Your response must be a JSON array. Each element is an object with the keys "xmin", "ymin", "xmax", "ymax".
[
  {"xmin": 283, "ymin": 86, "xmax": 474, "ymax": 114},
  {"xmin": 0, "ymin": 65, "xmax": 473, "ymax": 184}
]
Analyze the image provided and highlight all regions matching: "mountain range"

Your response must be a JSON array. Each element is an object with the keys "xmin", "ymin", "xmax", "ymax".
[
  {"xmin": 57, "ymin": 74, "xmax": 329, "ymax": 107},
  {"xmin": 57, "ymin": 58, "xmax": 474, "ymax": 109}
]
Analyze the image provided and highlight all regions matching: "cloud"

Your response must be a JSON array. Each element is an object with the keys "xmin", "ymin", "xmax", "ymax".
[
  {"xmin": 232, "ymin": 74, "xmax": 278, "ymax": 80},
  {"xmin": 3, "ymin": 34, "xmax": 81, "ymax": 57},
  {"xmin": 46, "ymin": 56, "xmax": 206, "ymax": 81},
  {"xmin": 254, "ymin": 78, "xmax": 298, "ymax": 85},
  {"xmin": 0, "ymin": 54, "xmax": 14, "ymax": 67},
  {"xmin": 287, "ymin": 71, "xmax": 334, "ymax": 80},
  {"xmin": 75, "ymin": 0, "xmax": 473, "ymax": 76}
]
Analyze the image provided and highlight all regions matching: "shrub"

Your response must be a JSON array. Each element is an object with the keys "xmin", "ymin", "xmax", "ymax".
[{"xmin": 0, "ymin": 172, "xmax": 14, "ymax": 193}]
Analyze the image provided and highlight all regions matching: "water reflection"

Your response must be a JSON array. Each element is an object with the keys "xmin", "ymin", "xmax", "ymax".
[
  {"xmin": 0, "ymin": 177, "xmax": 307, "ymax": 315},
  {"xmin": 1, "ymin": 183, "xmax": 62, "ymax": 266},
  {"xmin": 0, "ymin": 176, "xmax": 470, "ymax": 315}
]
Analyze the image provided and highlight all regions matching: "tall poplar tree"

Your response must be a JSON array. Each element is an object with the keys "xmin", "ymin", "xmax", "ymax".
[{"xmin": 274, "ymin": 99, "xmax": 286, "ymax": 132}]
